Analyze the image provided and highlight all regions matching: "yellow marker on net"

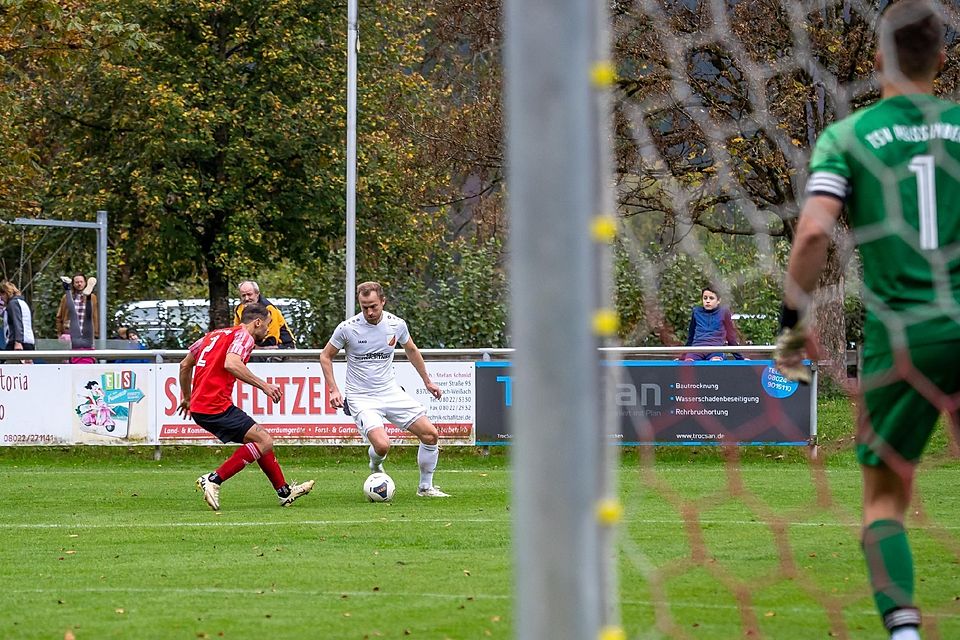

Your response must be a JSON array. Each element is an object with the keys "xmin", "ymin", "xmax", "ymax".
[
  {"xmin": 590, "ymin": 61, "xmax": 617, "ymax": 87},
  {"xmin": 596, "ymin": 498, "xmax": 624, "ymax": 526},
  {"xmin": 598, "ymin": 625, "xmax": 626, "ymax": 640},
  {"xmin": 592, "ymin": 309, "xmax": 619, "ymax": 336},
  {"xmin": 590, "ymin": 215, "xmax": 617, "ymax": 243}
]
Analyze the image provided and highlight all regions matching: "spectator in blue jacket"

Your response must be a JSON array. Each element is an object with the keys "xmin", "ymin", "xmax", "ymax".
[
  {"xmin": 682, "ymin": 285, "xmax": 743, "ymax": 361},
  {"xmin": 114, "ymin": 327, "xmax": 150, "ymax": 364}
]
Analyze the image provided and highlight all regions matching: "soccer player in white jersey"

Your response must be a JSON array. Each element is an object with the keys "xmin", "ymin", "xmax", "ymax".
[{"xmin": 319, "ymin": 281, "xmax": 449, "ymax": 497}]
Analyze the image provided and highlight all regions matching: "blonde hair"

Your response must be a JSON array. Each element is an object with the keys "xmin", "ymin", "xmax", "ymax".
[
  {"xmin": 0, "ymin": 281, "xmax": 20, "ymax": 298},
  {"xmin": 357, "ymin": 281, "xmax": 384, "ymax": 299}
]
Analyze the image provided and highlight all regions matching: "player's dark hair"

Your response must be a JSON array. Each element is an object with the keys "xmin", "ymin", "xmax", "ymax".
[
  {"xmin": 701, "ymin": 285, "xmax": 720, "ymax": 298},
  {"xmin": 879, "ymin": 0, "xmax": 944, "ymax": 80},
  {"xmin": 357, "ymin": 281, "xmax": 384, "ymax": 300},
  {"xmin": 240, "ymin": 302, "xmax": 269, "ymax": 324}
]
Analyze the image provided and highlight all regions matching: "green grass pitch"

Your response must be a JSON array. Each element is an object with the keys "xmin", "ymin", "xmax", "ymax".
[{"xmin": 1, "ymin": 399, "xmax": 958, "ymax": 639}]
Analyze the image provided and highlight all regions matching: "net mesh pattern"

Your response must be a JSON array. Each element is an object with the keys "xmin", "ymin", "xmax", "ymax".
[{"xmin": 611, "ymin": 1, "xmax": 960, "ymax": 637}]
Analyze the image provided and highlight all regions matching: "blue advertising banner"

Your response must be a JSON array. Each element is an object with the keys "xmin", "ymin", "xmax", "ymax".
[{"xmin": 475, "ymin": 360, "xmax": 814, "ymax": 446}]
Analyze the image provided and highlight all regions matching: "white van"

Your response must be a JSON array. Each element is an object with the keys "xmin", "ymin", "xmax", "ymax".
[{"xmin": 115, "ymin": 298, "xmax": 311, "ymax": 347}]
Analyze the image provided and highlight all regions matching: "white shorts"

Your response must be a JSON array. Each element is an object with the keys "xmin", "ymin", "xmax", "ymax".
[{"xmin": 344, "ymin": 386, "xmax": 426, "ymax": 438}]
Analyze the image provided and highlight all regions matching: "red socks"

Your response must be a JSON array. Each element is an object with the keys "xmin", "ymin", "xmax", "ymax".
[
  {"xmin": 215, "ymin": 442, "xmax": 261, "ymax": 482},
  {"xmin": 257, "ymin": 450, "xmax": 287, "ymax": 490},
  {"xmin": 214, "ymin": 443, "xmax": 287, "ymax": 491}
]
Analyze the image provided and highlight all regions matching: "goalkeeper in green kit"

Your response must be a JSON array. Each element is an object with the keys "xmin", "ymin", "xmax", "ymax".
[{"xmin": 775, "ymin": 2, "xmax": 960, "ymax": 638}]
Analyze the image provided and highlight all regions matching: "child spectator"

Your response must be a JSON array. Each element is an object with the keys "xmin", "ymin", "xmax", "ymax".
[
  {"xmin": 115, "ymin": 327, "xmax": 150, "ymax": 364},
  {"xmin": 682, "ymin": 285, "xmax": 743, "ymax": 361}
]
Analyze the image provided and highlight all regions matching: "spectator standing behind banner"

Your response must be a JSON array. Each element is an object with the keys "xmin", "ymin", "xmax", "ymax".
[
  {"xmin": 232, "ymin": 281, "xmax": 295, "ymax": 349},
  {"xmin": 55, "ymin": 273, "xmax": 98, "ymax": 364},
  {"xmin": 682, "ymin": 285, "xmax": 744, "ymax": 361},
  {"xmin": 0, "ymin": 281, "xmax": 35, "ymax": 363}
]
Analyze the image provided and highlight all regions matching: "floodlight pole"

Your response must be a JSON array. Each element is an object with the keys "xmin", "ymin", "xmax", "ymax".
[
  {"xmin": 345, "ymin": 0, "xmax": 358, "ymax": 319},
  {"xmin": 12, "ymin": 210, "xmax": 108, "ymax": 348},
  {"xmin": 506, "ymin": 0, "xmax": 615, "ymax": 637}
]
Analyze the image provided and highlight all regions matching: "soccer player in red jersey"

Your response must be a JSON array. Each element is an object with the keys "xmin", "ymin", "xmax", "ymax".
[{"xmin": 178, "ymin": 303, "xmax": 314, "ymax": 511}]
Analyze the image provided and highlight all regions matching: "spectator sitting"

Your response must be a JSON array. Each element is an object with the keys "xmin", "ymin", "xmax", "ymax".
[
  {"xmin": 232, "ymin": 280, "xmax": 296, "ymax": 349},
  {"xmin": 682, "ymin": 285, "xmax": 744, "ymax": 361},
  {"xmin": 115, "ymin": 326, "xmax": 150, "ymax": 364}
]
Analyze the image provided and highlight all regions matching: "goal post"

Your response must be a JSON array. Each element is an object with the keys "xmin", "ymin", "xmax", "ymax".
[{"xmin": 505, "ymin": 0, "xmax": 620, "ymax": 638}]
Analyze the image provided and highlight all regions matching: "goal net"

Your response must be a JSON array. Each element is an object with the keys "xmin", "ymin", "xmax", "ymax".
[{"xmin": 609, "ymin": 1, "xmax": 960, "ymax": 638}]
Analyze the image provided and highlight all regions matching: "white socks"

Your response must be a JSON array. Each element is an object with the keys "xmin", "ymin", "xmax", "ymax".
[
  {"xmin": 368, "ymin": 445, "xmax": 386, "ymax": 473},
  {"xmin": 417, "ymin": 443, "xmax": 439, "ymax": 488},
  {"xmin": 891, "ymin": 627, "xmax": 921, "ymax": 640}
]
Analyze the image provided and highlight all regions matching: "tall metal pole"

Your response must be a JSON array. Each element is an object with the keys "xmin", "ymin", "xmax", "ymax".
[
  {"xmin": 506, "ymin": 0, "xmax": 607, "ymax": 637},
  {"xmin": 345, "ymin": 0, "xmax": 358, "ymax": 319},
  {"xmin": 96, "ymin": 210, "xmax": 108, "ymax": 348}
]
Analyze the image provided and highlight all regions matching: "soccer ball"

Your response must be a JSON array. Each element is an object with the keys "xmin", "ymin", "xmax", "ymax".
[{"xmin": 363, "ymin": 473, "xmax": 396, "ymax": 502}]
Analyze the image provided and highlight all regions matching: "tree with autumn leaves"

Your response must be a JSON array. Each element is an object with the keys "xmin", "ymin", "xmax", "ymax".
[
  {"xmin": 2, "ymin": 0, "xmax": 503, "ymax": 344},
  {"xmin": 7, "ymin": 0, "xmax": 959, "ymax": 360}
]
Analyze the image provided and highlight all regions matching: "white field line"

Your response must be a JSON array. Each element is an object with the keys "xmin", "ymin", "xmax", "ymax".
[
  {"xmin": 0, "ymin": 518, "xmax": 507, "ymax": 529},
  {"xmin": 7, "ymin": 586, "xmax": 960, "ymax": 621},
  {"xmin": 3, "ymin": 517, "xmax": 959, "ymax": 530},
  {"xmin": 5, "ymin": 466, "xmax": 960, "ymax": 475}
]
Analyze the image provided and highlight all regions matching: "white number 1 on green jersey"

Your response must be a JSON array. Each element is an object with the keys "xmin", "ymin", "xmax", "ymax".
[{"xmin": 908, "ymin": 154, "xmax": 938, "ymax": 250}]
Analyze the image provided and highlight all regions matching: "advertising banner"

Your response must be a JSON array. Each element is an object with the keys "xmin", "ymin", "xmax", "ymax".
[
  {"xmin": 0, "ymin": 364, "xmax": 156, "ymax": 445},
  {"xmin": 475, "ymin": 360, "xmax": 814, "ymax": 445},
  {"xmin": 156, "ymin": 361, "xmax": 475, "ymax": 445},
  {"xmin": 0, "ymin": 365, "xmax": 69, "ymax": 444},
  {"xmin": 0, "ymin": 361, "xmax": 474, "ymax": 446},
  {"xmin": 70, "ymin": 365, "xmax": 154, "ymax": 443}
]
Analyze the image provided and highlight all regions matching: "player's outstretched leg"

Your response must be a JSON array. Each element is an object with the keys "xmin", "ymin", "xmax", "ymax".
[
  {"xmin": 243, "ymin": 425, "xmax": 315, "ymax": 507},
  {"xmin": 195, "ymin": 441, "xmax": 262, "ymax": 511}
]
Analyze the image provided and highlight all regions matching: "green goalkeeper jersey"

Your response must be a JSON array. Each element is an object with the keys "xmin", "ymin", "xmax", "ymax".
[{"xmin": 808, "ymin": 94, "xmax": 960, "ymax": 356}]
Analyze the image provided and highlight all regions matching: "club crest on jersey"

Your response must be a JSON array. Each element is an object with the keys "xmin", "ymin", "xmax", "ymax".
[{"xmin": 388, "ymin": 335, "xmax": 397, "ymax": 347}]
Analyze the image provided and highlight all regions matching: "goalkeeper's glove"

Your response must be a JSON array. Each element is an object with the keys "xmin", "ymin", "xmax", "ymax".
[{"xmin": 772, "ymin": 303, "xmax": 812, "ymax": 384}]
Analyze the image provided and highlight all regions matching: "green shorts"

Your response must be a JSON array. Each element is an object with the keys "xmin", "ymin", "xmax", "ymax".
[{"xmin": 857, "ymin": 340, "xmax": 960, "ymax": 466}]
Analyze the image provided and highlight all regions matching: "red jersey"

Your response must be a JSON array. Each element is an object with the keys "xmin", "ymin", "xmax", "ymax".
[{"xmin": 187, "ymin": 326, "xmax": 256, "ymax": 414}]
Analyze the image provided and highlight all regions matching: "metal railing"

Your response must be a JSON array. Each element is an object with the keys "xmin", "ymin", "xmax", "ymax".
[{"xmin": 0, "ymin": 344, "xmax": 781, "ymax": 362}]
